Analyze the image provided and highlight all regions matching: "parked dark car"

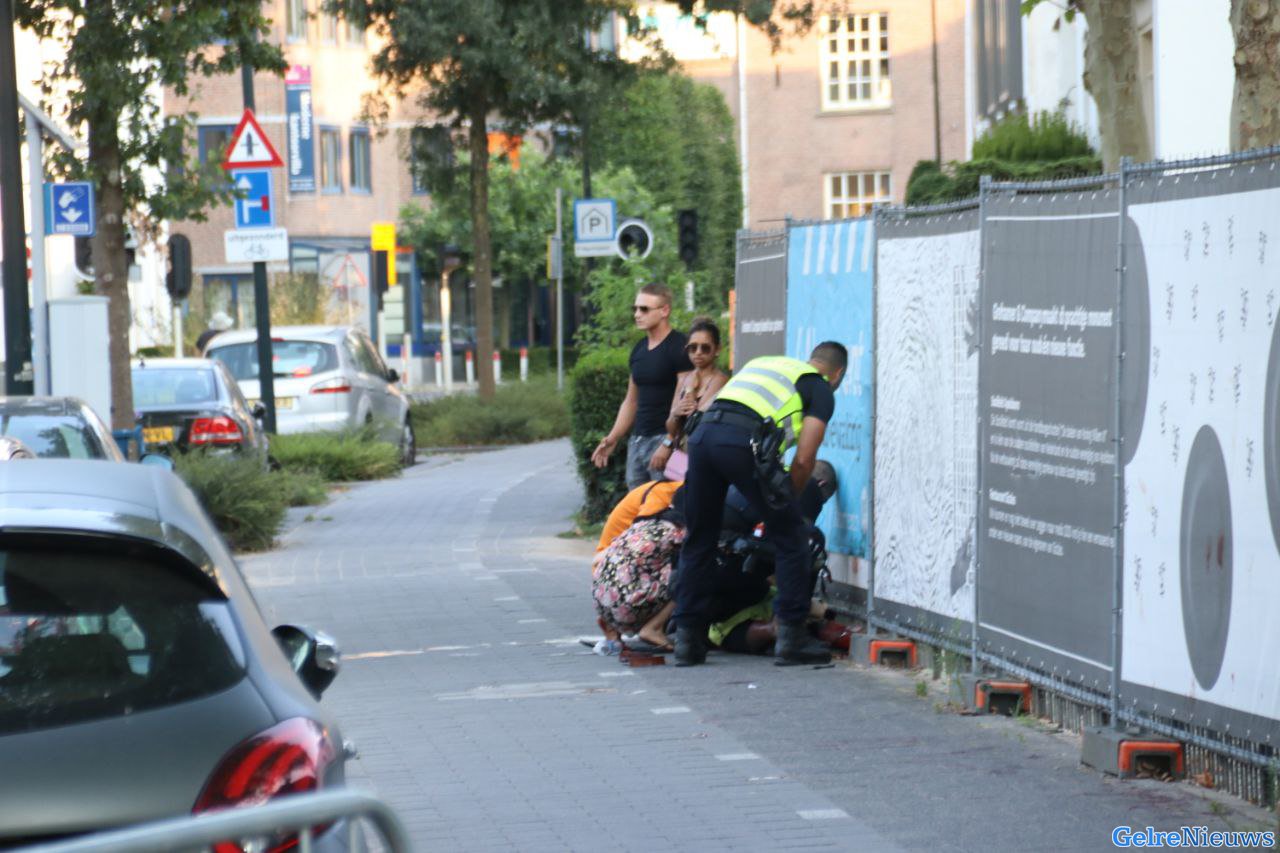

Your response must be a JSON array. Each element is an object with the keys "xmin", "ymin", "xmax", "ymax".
[
  {"xmin": 0, "ymin": 460, "xmax": 350, "ymax": 849},
  {"xmin": 131, "ymin": 358, "xmax": 269, "ymax": 464},
  {"xmin": 0, "ymin": 396, "xmax": 124, "ymax": 462}
]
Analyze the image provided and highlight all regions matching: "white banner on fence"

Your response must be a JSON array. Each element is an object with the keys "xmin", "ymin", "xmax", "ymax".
[
  {"xmin": 874, "ymin": 224, "xmax": 979, "ymax": 626},
  {"xmin": 1123, "ymin": 183, "xmax": 1280, "ymax": 726}
]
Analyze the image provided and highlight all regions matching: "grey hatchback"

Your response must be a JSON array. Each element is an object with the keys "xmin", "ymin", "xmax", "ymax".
[{"xmin": 0, "ymin": 461, "xmax": 350, "ymax": 850}]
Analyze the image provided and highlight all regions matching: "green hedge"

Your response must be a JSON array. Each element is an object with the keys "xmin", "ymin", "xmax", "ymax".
[
  {"xmin": 498, "ymin": 346, "xmax": 578, "ymax": 378},
  {"xmin": 174, "ymin": 452, "xmax": 288, "ymax": 553},
  {"xmin": 411, "ymin": 376, "xmax": 570, "ymax": 447},
  {"xmin": 270, "ymin": 428, "xmax": 402, "ymax": 482},
  {"xmin": 568, "ymin": 347, "xmax": 632, "ymax": 523},
  {"xmin": 905, "ymin": 156, "xmax": 1104, "ymax": 206}
]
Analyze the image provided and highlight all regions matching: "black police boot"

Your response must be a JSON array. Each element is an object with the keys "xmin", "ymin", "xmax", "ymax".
[
  {"xmin": 674, "ymin": 624, "xmax": 708, "ymax": 667},
  {"xmin": 774, "ymin": 620, "xmax": 832, "ymax": 666}
]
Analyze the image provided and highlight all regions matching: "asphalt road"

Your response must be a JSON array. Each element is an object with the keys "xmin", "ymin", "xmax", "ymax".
[{"xmin": 240, "ymin": 440, "xmax": 1276, "ymax": 852}]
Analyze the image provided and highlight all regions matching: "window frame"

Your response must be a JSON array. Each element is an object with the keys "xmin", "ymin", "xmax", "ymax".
[
  {"xmin": 286, "ymin": 0, "xmax": 308, "ymax": 43},
  {"xmin": 819, "ymin": 13, "xmax": 892, "ymax": 112},
  {"xmin": 824, "ymin": 171, "xmax": 892, "ymax": 219},
  {"xmin": 196, "ymin": 124, "xmax": 236, "ymax": 168},
  {"xmin": 319, "ymin": 126, "xmax": 344, "ymax": 194},
  {"xmin": 349, "ymin": 127, "xmax": 372, "ymax": 193}
]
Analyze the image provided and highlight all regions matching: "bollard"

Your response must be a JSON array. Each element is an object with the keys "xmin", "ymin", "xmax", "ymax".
[
  {"xmin": 434, "ymin": 351, "xmax": 443, "ymax": 386},
  {"xmin": 465, "ymin": 350, "xmax": 475, "ymax": 385},
  {"xmin": 401, "ymin": 334, "xmax": 411, "ymax": 387},
  {"xmin": 493, "ymin": 350, "xmax": 502, "ymax": 384},
  {"xmin": 519, "ymin": 347, "xmax": 528, "ymax": 383}
]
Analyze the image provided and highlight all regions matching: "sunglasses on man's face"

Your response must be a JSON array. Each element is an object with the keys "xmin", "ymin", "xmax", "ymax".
[
  {"xmin": 685, "ymin": 342, "xmax": 715, "ymax": 355},
  {"xmin": 633, "ymin": 304, "xmax": 659, "ymax": 314}
]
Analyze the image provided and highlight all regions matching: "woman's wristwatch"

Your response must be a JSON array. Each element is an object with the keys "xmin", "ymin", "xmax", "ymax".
[{"xmin": 661, "ymin": 436, "xmax": 676, "ymax": 449}]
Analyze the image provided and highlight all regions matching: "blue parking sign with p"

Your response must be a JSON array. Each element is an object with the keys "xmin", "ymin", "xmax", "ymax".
[
  {"xmin": 232, "ymin": 169, "xmax": 274, "ymax": 229},
  {"xmin": 44, "ymin": 181, "xmax": 95, "ymax": 237}
]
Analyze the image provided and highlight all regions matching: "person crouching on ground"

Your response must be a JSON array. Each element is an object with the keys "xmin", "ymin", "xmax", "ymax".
[{"xmin": 671, "ymin": 342, "xmax": 849, "ymax": 667}]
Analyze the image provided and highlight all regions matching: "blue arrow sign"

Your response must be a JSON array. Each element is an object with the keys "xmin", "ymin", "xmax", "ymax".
[
  {"xmin": 44, "ymin": 181, "xmax": 95, "ymax": 237},
  {"xmin": 232, "ymin": 169, "xmax": 274, "ymax": 229}
]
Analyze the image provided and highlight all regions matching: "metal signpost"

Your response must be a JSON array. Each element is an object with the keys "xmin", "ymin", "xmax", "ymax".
[{"xmin": 224, "ymin": 73, "xmax": 285, "ymax": 432}]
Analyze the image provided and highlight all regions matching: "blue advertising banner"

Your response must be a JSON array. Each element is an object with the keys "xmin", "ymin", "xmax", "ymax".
[
  {"xmin": 785, "ymin": 219, "xmax": 874, "ymax": 557},
  {"xmin": 285, "ymin": 66, "xmax": 315, "ymax": 193}
]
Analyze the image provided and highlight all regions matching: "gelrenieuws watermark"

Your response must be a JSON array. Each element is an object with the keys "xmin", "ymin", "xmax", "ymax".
[{"xmin": 1113, "ymin": 826, "xmax": 1276, "ymax": 848}]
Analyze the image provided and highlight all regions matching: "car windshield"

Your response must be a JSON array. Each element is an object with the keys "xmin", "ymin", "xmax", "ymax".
[
  {"xmin": 0, "ymin": 542, "xmax": 245, "ymax": 735},
  {"xmin": 209, "ymin": 340, "xmax": 339, "ymax": 381},
  {"xmin": 0, "ymin": 414, "xmax": 107, "ymax": 460},
  {"xmin": 132, "ymin": 367, "xmax": 219, "ymax": 408}
]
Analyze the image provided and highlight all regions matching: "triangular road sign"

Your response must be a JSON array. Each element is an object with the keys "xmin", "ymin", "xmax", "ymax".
[{"xmin": 222, "ymin": 109, "xmax": 284, "ymax": 170}]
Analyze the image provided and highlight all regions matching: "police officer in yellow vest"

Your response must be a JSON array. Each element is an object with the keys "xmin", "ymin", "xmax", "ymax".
[{"xmin": 673, "ymin": 342, "xmax": 849, "ymax": 667}]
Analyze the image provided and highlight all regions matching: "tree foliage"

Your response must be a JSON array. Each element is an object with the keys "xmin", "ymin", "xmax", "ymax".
[{"xmin": 16, "ymin": 0, "xmax": 285, "ymax": 427}]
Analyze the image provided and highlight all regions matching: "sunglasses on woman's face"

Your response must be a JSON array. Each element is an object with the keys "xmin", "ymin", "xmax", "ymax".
[{"xmin": 685, "ymin": 342, "xmax": 715, "ymax": 355}]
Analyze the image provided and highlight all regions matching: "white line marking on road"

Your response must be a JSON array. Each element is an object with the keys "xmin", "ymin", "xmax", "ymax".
[
  {"xmin": 493, "ymin": 568, "xmax": 539, "ymax": 574},
  {"xmin": 436, "ymin": 681, "xmax": 614, "ymax": 701},
  {"xmin": 651, "ymin": 706, "xmax": 691, "ymax": 715},
  {"xmin": 473, "ymin": 575, "xmax": 499, "ymax": 581},
  {"xmin": 715, "ymin": 753, "xmax": 761, "ymax": 762},
  {"xmin": 797, "ymin": 809, "xmax": 849, "ymax": 821},
  {"xmin": 749, "ymin": 776, "xmax": 784, "ymax": 783},
  {"xmin": 598, "ymin": 671, "xmax": 634, "ymax": 678},
  {"xmin": 452, "ymin": 547, "xmax": 478, "ymax": 553},
  {"xmin": 346, "ymin": 649, "xmax": 426, "ymax": 660},
  {"xmin": 494, "ymin": 596, "xmax": 520, "ymax": 602},
  {"xmin": 517, "ymin": 618, "xmax": 547, "ymax": 624}
]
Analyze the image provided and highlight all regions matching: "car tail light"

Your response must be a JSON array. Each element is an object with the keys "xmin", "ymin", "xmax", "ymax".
[
  {"xmin": 193, "ymin": 717, "xmax": 336, "ymax": 853},
  {"xmin": 190, "ymin": 416, "xmax": 244, "ymax": 446},
  {"xmin": 310, "ymin": 378, "xmax": 351, "ymax": 394},
  {"xmin": 291, "ymin": 366, "xmax": 313, "ymax": 378}
]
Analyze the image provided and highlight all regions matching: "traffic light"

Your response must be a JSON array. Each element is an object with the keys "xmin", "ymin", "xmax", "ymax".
[
  {"xmin": 677, "ymin": 209, "xmax": 698, "ymax": 269},
  {"xmin": 166, "ymin": 233, "xmax": 193, "ymax": 300}
]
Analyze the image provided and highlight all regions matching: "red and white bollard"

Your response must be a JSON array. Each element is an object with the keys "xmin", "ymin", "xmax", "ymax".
[
  {"xmin": 519, "ymin": 347, "xmax": 529, "ymax": 383},
  {"xmin": 464, "ymin": 349, "xmax": 475, "ymax": 385},
  {"xmin": 434, "ymin": 351, "xmax": 443, "ymax": 386},
  {"xmin": 493, "ymin": 350, "xmax": 502, "ymax": 384}
]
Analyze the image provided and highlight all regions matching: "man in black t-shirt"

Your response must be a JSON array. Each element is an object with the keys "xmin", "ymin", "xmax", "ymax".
[{"xmin": 591, "ymin": 283, "xmax": 694, "ymax": 489}]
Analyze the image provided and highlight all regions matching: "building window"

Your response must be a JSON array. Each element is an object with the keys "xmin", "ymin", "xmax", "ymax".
[
  {"xmin": 410, "ymin": 125, "xmax": 453, "ymax": 195},
  {"xmin": 350, "ymin": 128, "xmax": 371, "ymax": 192},
  {"xmin": 820, "ymin": 13, "xmax": 891, "ymax": 111},
  {"xmin": 825, "ymin": 171, "xmax": 891, "ymax": 219},
  {"xmin": 320, "ymin": 10, "xmax": 338, "ymax": 44},
  {"xmin": 287, "ymin": 0, "xmax": 307, "ymax": 41},
  {"xmin": 346, "ymin": 18, "xmax": 365, "ymax": 47},
  {"xmin": 320, "ymin": 127, "xmax": 343, "ymax": 193},
  {"xmin": 197, "ymin": 124, "xmax": 235, "ymax": 167}
]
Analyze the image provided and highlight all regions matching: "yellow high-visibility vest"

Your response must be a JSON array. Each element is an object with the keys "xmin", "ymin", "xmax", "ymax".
[{"xmin": 714, "ymin": 355, "xmax": 819, "ymax": 455}]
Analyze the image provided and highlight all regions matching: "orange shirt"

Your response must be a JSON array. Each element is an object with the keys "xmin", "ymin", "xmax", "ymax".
[{"xmin": 595, "ymin": 480, "xmax": 684, "ymax": 552}]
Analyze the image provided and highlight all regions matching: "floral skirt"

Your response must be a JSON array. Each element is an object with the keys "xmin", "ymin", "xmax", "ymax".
[{"xmin": 592, "ymin": 518, "xmax": 686, "ymax": 633}]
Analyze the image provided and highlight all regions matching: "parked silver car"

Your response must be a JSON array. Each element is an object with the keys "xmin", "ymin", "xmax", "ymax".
[{"xmin": 207, "ymin": 326, "xmax": 414, "ymax": 464}]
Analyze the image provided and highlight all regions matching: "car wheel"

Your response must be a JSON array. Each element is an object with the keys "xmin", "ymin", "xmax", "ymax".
[{"xmin": 400, "ymin": 419, "xmax": 416, "ymax": 467}]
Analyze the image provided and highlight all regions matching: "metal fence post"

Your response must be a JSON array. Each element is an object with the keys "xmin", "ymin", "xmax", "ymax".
[
  {"xmin": 868, "ymin": 210, "xmax": 880, "ymax": 629},
  {"xmin": 1111, "ymin": 157, "xmax": 1131, "ymax": 730},
  {"xmin": 972, "ymin": 174, "xmax": 991, "ymax": 674}
]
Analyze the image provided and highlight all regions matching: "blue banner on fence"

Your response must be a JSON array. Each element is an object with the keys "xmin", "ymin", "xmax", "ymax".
[
  {"xmin": 785, "ymin": 219, "xmax": 874, "ymax": 557},
  {"xmin": 285, "ymin": 66, "xmax": 315, "ymax": 193}
]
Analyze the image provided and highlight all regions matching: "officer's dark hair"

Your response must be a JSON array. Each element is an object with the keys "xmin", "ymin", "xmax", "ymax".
[
  {"xmin": 809, "ymin": 341, "xmax": 848, "ymax": 373},
  {"xmin": 688, "ymin": 316, "xmax": 720, "ymax": 347},
  {"xmin": 638, "ymin": 282, "xmax": 673, "ymax": 307}
]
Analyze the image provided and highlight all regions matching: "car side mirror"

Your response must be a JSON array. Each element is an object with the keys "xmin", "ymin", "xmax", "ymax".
[
  {"xmin": 251, "ymin": 402, "xmax": 267, "ymax": 420},
  {"xmin": 271, "ymin": 624, "xmax": 340, "ymax": 699},
  {"xmin": 139, "ymin": 453, "xmax": 175, "ymax": 471},
  {"xmin": 386, "ymin": 368, "xmax": 399, "ymax": 383}
]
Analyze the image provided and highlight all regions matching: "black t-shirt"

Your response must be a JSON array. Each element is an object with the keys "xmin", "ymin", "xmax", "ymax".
[
  {"xmin": 630, "ymin": 330, "xmax": 693, "ymax": 436},
  {"xmin": 713, "ymin": 372, "xmax": 835, "ymax": 424}
]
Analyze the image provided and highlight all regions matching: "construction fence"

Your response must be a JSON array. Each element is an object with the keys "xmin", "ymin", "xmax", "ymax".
[{"xmin": 733, "ymin": 147, "xmax": 1280, "ymax": 797}]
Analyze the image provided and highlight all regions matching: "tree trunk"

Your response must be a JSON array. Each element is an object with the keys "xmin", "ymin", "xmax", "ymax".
[
  {"xmin": 1229, "ymin": 0, "xmax": 1280, "ymax": 150},
  {"xmin": 1078, "ymin": 0, "xmax": 1151, "ymax": 170},
  {"xmin": 468, "ymin": 105, "xmax": 496, "ymax": 399},
  {"xmin": 89, "ymin": 113, "xmax": 135, "ymax": 430}
]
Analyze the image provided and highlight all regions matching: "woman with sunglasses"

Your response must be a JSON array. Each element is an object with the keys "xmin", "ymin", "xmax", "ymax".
[{"xmin": 650, "ymin": 317, "xmax": 728, "ymax": 478}]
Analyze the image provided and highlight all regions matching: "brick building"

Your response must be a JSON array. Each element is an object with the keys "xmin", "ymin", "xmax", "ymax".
[{"xmin": 627, "ymin": 1, "xmax": 968, "ymax": 227}]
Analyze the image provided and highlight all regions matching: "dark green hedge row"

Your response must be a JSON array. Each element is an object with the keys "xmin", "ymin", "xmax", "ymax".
[
  {"xmin": 905, "ymin": 156, "xmax": 1104, "ymax": 207},
  {"xmin": 567, "ymin": 347, "xmax": 631, "ymax": 523}
]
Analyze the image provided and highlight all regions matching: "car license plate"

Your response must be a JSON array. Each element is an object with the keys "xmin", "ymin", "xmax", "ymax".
[
  {"xmin": 142, "ymin": 426, "xmax": 174, "ymax": 444},
  {"xmin": 249, "ymin": 397, "xmax": 296, "ymax": 410}
]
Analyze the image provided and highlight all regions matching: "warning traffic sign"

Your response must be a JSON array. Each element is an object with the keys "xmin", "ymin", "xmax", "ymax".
[{"xmin": 222, "ymin": 109, "xmax": 284, "ymax": 170}]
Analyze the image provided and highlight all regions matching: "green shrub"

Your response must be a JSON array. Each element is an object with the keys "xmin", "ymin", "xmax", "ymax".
[
  {"xmin": 270, "ymin": 428, "xmax": 402, "ymax": 482},
  {"xmin": 568, "ymin": 347, "xmax": 631, "ymax": 523},
  {"xmin": 498, "ymin": 346, "xmax": 578, "ymax": 378},
  {"xmin": 174, "ymin": 451, "xmax": 287, "ymax": 553},
  {"xmin": 411, "ymin": 376, "xmax": 570, "ymax": 447},
  {"xmin": 276, "ymin": 468, "xmax": 329, "ymax": 507},
  {"xmin": 972, "ymin": 110, "xmax": 1094, "ymax": 163},
  {"xmin": 905, "ymin": 155, "xmax": 1104, "ymax": 206}
]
